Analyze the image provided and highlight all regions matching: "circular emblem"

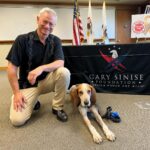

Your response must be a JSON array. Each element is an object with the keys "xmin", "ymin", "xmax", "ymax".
[{"xmin": 132, "ymin": 21, "xmax": 144, "ymax": 33}]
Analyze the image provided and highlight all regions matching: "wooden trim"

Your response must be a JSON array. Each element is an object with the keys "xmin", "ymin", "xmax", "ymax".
[
  {"xmin": 0, "ymin": 41, "xmax": 14, "ymax": 44},
  {"xmin": 0, "ymin": 67, "xmax": 7, "ymax": 71},
  {"xmin": 2, "ymin": 38, "xmax": 149, "ymax": 45},
  {"xmin": 0, "ymin": 40, "xmax": 73, "ymax": 44},
  {"xmin": 62, "ymin": 39, "xmax": 116, "ymax": 43},
  {"xmin": 0, "ymin": 1, "xmax": 141, "ymax": 7},
  {"xmin": 0, "ymin": 1, "xmax": 74, "ymax": 6},
  {"xmin": 0, "ymin": 39, "xmax": 116, "ymax": 44}
]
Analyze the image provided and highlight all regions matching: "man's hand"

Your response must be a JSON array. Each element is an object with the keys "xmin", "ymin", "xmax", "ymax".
[
  {"xmin": 27, "ymin": 66, "xmax": 43, "ymax": 85},
  {"xmin": 13, "ymin": 92, "xmax": 27, "ymax": 112}
]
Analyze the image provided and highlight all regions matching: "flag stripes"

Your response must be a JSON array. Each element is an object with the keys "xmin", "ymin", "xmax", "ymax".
[{"xmin": 73, "ymin": 0, "xmax": 84, "ymax": 45}]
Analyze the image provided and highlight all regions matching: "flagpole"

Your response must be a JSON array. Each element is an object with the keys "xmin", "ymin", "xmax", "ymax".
[
  {"xmin": 101, "ymin": 1, "xmax": 109, "ymax": 44},
  {"xmin": 102, "ymin": 1, "xmax": 106, "ymax": 31},
  {"xmin": 87, "ymin": 0, "xmax": 93, "ymax": 45}
]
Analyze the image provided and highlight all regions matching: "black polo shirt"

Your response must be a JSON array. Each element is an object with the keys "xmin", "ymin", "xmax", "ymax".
[{"xmin": 6, "ymin": 31, "xmax": 64, "ymax": 88}]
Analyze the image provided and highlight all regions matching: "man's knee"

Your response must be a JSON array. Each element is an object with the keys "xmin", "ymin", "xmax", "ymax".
[
  {"xmin": 57, "ymin": 67, "xmax": 70, "ymax": 80},
  {"xmin": 10, "ymin": 115, "xmax": 28, "ymax": 127}
]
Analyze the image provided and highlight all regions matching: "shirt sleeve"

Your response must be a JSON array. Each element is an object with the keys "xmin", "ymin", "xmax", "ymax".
[
  {"xmin": 6, "ymin": 35, "xmax": 26, "ymax": 66},
  {"xmin": 53, "ymin": 36, "xmax": 64, "ymax": 61}
]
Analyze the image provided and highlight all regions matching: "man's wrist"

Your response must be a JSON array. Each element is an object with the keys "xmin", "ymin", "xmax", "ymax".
[
  {"xmin": 41, "ymin": 64, "xmax": 50, "ymax": 72},
  {"xmin": 13, "ymin": 88, "xmax": 20, "ymax": 95},
  {"xmin": 40, "ymin": 65, "xmax": 46, "ymax": 72}
]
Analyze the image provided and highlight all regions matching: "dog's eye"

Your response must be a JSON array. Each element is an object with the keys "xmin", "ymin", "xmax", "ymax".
[
  {"xmin": 87, "ymin": 90, "xmax": 91, "ymax": 94},
  {"xmin": 79, "ymin": 91, "xmax": 83, "ymax": 95}
]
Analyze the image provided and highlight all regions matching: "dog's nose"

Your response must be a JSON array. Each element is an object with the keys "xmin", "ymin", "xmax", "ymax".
[{"xmin": 84, "ymin": 101, "xmax": 89, "ymax": 106}]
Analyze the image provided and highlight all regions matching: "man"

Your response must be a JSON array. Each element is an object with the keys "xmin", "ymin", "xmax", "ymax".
[{"xmin": 6, "ymin": 7, "xmax": 70, "ymax": 126}]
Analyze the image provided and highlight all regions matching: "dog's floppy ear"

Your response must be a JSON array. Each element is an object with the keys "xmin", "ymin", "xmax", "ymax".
[
  {"xmin": 70, "ymin": 85, "xmax": 80, "ymax": 107},
  {"xmin": 90, "ymin": 85, "xmax": 96, "ymax": 105}
]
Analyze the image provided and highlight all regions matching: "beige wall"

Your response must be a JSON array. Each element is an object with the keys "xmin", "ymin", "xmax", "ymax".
[{"xmin": 0, "ymin": 44, "xmax": 12, "ymax": 68}]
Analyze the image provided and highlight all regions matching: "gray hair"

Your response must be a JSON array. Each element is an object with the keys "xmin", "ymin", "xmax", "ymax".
[{"xmin": 38, "ymin": 7, "xmax": 57, "ymax": 20}]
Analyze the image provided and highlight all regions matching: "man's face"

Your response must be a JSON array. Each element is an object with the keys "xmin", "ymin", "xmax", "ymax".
[{"xmin": 37, "ymin": 12, "xmax": 57, "ymax": 37}]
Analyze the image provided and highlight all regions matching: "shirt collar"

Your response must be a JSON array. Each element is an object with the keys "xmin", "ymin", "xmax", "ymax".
[{"xmin": 33, "ymin": 30, "xmax": 51, "ymax": 43}]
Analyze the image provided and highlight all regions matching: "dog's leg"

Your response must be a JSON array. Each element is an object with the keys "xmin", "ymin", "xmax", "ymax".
[
  {"xmin": 78, "ymin": 106, "xmax": 103, "ymax": 144},
  {"xmin": 91, "ymin": 106, "xmax": 116, "ymax": 141}
]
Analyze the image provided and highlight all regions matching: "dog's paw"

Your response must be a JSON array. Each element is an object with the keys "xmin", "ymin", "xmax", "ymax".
[
  {"xmin": 93, "ymin": 132, "xmax": 103, "ymax": 144},
  {"xmin": 106, "ymin": 130, "xmax": 116, "ymax": 142}
]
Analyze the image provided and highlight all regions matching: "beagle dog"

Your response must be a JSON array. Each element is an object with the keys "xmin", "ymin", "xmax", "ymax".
[{"xmin": 70, "ymin": 83, "xmax": 116, "ymax": 144}]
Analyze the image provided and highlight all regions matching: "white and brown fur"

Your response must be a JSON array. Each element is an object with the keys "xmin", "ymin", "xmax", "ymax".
[{"xmin": 70, "ymin": 83, "xmax": 116, "ymax": 144}]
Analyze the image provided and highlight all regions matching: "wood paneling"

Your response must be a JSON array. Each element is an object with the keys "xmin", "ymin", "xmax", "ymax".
[{"xmin": 116, "ymin": 9, "xmax": 136, "ymax": 44}]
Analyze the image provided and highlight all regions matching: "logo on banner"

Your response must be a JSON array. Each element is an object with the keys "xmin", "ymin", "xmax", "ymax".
[{"xmin": 99, "ymin": 46, "xmax": 127, "ymax": 73}]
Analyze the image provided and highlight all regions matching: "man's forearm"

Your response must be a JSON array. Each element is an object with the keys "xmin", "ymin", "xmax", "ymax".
[
  {"xmin": 41, "ymin": 60, "xmax": 64, "ymax": 72},
  {"xmin": 7, "ymin": 63, "xmax": 20, "ymax": 94}
]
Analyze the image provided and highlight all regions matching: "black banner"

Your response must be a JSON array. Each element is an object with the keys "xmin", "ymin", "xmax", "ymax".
[{"xmin": 63, "ymin": 43, "xmax": 150, "ymax": 94}]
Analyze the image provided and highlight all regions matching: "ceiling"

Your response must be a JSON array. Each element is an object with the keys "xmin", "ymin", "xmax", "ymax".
[{"xmin": 0, "ymin": 0, "xmax": 149, "ymax": 5}]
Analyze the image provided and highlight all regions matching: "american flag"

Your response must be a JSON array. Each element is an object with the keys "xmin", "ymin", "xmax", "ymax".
[{"xmin": 73, "ymin": 0, "xmax": 84, "ymax": 45}]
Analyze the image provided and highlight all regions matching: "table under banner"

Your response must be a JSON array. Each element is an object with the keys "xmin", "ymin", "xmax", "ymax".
[{"xmin": 63, "ymin": 43, "xmax": 150, "ymax": 94}]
